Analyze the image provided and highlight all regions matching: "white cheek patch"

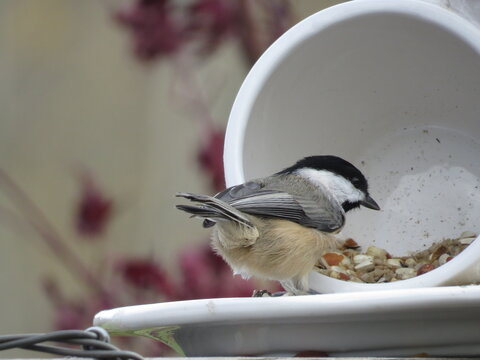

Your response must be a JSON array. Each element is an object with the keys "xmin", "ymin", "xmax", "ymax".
[{"xmin": 296, "ymin": 168, "xmax": 364, "ymax": 204}]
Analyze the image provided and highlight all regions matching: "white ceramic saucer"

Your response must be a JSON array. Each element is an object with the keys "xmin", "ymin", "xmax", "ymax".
[{"xmin": 94, "ymin": 286, "xmax": 480, "ymax": 357}]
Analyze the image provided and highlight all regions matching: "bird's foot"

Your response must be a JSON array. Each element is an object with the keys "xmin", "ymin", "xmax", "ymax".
[
  {"xmin": 252, "ymin": 289, "xmax": 272, "ymax": 297},
  {"xmin": 252, "ymin": 290, "xmax": 291, "ymax": 297}
]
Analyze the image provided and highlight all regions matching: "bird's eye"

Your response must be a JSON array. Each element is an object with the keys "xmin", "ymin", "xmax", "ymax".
[{"xmin": 351, "ymin": 177, "xmax": 360, "ymax": 184}]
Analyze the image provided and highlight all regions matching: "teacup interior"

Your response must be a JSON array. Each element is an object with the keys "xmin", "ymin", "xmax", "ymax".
[{"xmin": 240, "ymin": 10, "xmax": 480, "ymax": 255}]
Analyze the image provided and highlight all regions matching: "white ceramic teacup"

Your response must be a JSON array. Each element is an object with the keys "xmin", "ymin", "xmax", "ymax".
[{"xmin": 224, "ymin": 0, "xmax": 480, "ymax": 293}]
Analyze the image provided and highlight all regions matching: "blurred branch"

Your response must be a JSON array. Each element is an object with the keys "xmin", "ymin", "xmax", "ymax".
[
  {"xmin": 0, "ymin": 169, "xmax": 108, "ymax": 297},
  {"xmin": 237, "ymin": 0, "xmax": 266, "ymax": 67},
  {"xmin": 169, "ymin": 52, "xmax": 226, "ymax": 191},
  {"xmin": 265, "ymin": 0, "xmax": 295, "ymax": 43},
  {"xmin": 0, "ymin": 205, "xmax": 31, "ymax": 237},
  {"xmin": 171, "ymin": 53, "xmax": 216, "ymax": 133}
]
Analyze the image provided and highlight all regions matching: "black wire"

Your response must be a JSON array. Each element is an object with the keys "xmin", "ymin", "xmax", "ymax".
[
  {"xmin": 65, "ymin": 338, "xmax": 119, "ymax": 350},
  {"xmin": 23, "ymin": 344, "xmax": 144, "ymax": 360},
  {"xmin": 0, "ymin": 327, "xmax": 144, "ymax": 360},
  {"xmin": 0, "ymin": 330, "xmax": 96, "ymax": 350}
]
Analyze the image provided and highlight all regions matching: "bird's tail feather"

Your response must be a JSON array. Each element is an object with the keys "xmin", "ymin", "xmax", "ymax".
[
  {"xmin": 176, "ymin": 204, "xmax": 217, "ymax": 218},
  {"xmin": 175, "ymin": 192, "xmax": 254, "ymax": 228}
]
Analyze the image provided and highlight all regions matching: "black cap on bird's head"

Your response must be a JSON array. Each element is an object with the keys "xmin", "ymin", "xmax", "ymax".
[{"xmin": 278, "ymin": 155, "xmax": 380, "ymax": 212}]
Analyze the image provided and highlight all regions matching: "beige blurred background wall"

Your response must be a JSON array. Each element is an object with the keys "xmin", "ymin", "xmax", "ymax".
[{"xmin": 0, "ymin": 0, "xmax": 345, "ymax": 345}]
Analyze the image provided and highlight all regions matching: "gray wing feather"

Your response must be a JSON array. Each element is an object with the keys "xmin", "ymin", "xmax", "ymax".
[{"xmin": 216, "ymin": 180, "xmax": 344, "ymax": 232}]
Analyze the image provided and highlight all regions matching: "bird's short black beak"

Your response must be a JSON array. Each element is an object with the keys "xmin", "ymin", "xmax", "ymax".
[{"xmin": 361, "ymin": 195, "xmax": 380, "ymax": 210}]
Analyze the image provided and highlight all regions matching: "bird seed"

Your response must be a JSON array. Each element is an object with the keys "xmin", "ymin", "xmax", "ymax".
[{"xmin": 315, "ymin": 231, "xmax": 476, "ymax": 283}]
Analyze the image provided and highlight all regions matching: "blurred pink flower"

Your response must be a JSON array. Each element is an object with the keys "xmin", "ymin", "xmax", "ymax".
[
  {"xmin": 187, "ymin": 0, "xmax": 239, "ymax": 55},
  {"xmin": 115, "ymin": 0, "xmax": 184, "ymax": 61},
  {"xmin": 118, "ymin": 258, "xmax": 177, "ymax": 299},
  {"xmin": 115, "ymin": 0, "xmax": 293, "ymax": 64},
  {"xmin": 197, "ymin": 127, "xmax": 225, "ymax": 191},
  {"xmin": 75, "ymin": 175, "xmax": 113, "ymax": 237}
]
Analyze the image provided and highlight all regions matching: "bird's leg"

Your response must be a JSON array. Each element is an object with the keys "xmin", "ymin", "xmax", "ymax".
[{"xmin": 280, "ymin": 276, "xmax": 311, "ymax": 296}]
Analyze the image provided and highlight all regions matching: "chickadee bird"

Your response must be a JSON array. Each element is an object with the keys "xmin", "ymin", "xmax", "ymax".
[{"xmin": 176, "ymin": 155, "xmax": 379, "ymax": 295}]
